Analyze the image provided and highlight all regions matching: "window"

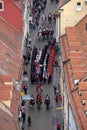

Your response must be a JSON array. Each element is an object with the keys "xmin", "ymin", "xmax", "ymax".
[
  {"xmin": 76, "ymin": 2, "xmax": 81, "ymax": 11},
  {"xmin": 84, "ymin": 110, "xmax": 87, "ymax": 117},
  {"xmin": 78, "ymin": 90, "xmax": 82, "ymax": 96},
  {"xmin": 0, "ymin": 1, "xmax": 4, "ymax": 11},
  {"xmin": 81, "ymin": 100, "xmax": 86, "ymax": 106}
]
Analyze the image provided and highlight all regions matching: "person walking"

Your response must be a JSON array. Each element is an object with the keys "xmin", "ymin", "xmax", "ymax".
[
  {"xmin": 28, "ymin": 116, "xmax": 31, "ymax": 126},
  {"xmin": 23, "ymin": 85, "xmax": 28, "ymax": 95},
  {"xmin": 57, "ymin": 123, "xmax": 61, "ymax": 130},
  {"xmin": 22, "ymin": 111, "xmax": 26, "ymax": 123},
  {"xmin": 50, "ymin": 0, "xmax": 52, "ymax": 3},
  {"xmin": 56, "ymin": 0, "xmax": 59, "ymax": 4},
  {"xmin": 53, "ymin": 85, "xmax": 57, "ymax": 95}
]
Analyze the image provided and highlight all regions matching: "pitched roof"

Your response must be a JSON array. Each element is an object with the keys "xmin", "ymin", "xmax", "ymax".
[
  {"xmin": 0, "ymin": 75, "xmax": 12, "ymax": 85},
  {"xmin": 0, "ymin": 75, "xmax": 20, "ymax": 120},
  {"xmin": 12, "ymin": 0, "xmax": 22, "ymax": 9},
  {"xmin": 60, "ymin": 15, "xmax": 87, "ymax": 130},
  {"xmin": 58, "ymin": 0, "xmax": 70, "ymax": 8},
  {"xmin": 0, "ymin": 0, "xmax": 22, "ymax": 32},
  {"xmin": 0, "ymin": 76, "xmax": 12, "ymax": 101},
  {"xmin": 10, "ymin": 88, "xmax": 20, "ymax": 118},
  {"xmin": 0, "ymin": 102, "xmax": 20, "ymax": 130},
  {"xmin": 0, "ymin": 18, "xmax": 23, "ymax": 81},
  {"xmin": 0, "ymin": 18, "xmax": 22, "ymax": 54}
]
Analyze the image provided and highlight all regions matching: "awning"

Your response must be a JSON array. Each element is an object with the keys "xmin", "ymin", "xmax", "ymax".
[{"xmin": 22, "ymin": 95, "xmax": 31, "ymax": 100}]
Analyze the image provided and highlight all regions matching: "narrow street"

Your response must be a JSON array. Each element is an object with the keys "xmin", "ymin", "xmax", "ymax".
[{"xmin": 21, "ymin": 1, "xmax": 63, "ymax": 130}]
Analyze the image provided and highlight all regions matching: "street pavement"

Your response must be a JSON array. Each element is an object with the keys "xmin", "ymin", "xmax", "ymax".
[{"xmin": 21, "ymin": 1, "xmax": 63, "ymax": 130}]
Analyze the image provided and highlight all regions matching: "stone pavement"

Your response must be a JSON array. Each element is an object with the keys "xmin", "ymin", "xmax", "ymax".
[{"xmin": 20, "ymin": 0, "xmax": 64, "ymax": 130}]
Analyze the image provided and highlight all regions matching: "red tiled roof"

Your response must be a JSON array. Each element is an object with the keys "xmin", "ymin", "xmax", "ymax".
[
  {"xmin": 10, "ymin": 88, "xmax": 20, "ymax": 118},
  {"xmin": 0, "ymin": 0, "xmax": 22, "ymax": 32},
  {"xmin": 78, "ymin": 82, "xmax": 87, "ymax": 91},
  {"xmin": 70, "ymin": 51, "xmax": 83, "ymax": 57},
  {"xmin": 73, "ymin": 71, "xmax": 86, "ymax": 79},
  {"xmin": 60, "ymin": 15, "xmax": 87, "ymax": 129},
  {"xmin": 0, "ymin": 102, "xmax": 20, "ymax": 130},
  {"xmin": 0, "ymin": 18, "xmax": 23, "ymax": 80},
  {"xmin": 12, "ymin": 0, "xmax": 22, "ymax": 9},
  {"xmin": 0, "ymin": 84, "xmax": 12, "ymax": 100},
  {"xmin": 71, "ymin": 57, "xmax": 82, "ymax": 65},
  {"xmin": 80, "ymin": 92, "xmax": 87, "ymax": 100},
  {"xmin": 72, "ymin": 65, "xmax": 85, "ymax": 71},
  {"xmin": 0, "ymin": 18, "xmax": 22, "ymax": 54},
  {"xmin": 0, "ymin": 75, "xmax": 12, "ymax": 83}
]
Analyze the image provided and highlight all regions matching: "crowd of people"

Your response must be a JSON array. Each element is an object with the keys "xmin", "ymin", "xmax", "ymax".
[
  {"xmin": 19, "ymin": 0, "xmax": 62, "ymax": 129},
  {"xmin": 30, "ymin": 38, "xmax": 57, "ymax": 84},
  {"xmin": 29, "ymin": 0, "xmax": 47, "ymax": 30},
  {"xmin": 38, "ymin": 25, "xmax": 54, "ymax": 40}
]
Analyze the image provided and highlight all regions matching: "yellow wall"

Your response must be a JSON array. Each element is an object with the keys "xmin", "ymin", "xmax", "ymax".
[{"xmin": 59, "ymin": 0, "xmax": 87, "ymax": 35}]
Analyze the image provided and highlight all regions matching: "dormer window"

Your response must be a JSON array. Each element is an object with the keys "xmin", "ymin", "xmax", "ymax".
[
  {"xmin": 76, "ymin": 2, "xmax": 81, "ymax": 11},
  {"xmin": 78, "ymin": 90, "xmax": 82, "ymax": 96},
  {"xmin": 84, "ymin": 110, "xmax": 87, "ymax": 117},
  {"xmin": 81, "ymin": 100, "xmax": 86, "ymax": 106},
  {"xmin": 0, "ymin": 1, "xmax": 4, "ymax": 11}
]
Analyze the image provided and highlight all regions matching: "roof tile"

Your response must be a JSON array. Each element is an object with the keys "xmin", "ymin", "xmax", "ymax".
[{"xmin": 60, "ymin": 15, "xmax": 87, "ymax": 130}]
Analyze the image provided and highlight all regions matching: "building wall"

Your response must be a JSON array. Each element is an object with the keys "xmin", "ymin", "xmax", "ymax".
[{"xmin": 59, "ymin": 0, "xmax": 87, "ymax": 35}]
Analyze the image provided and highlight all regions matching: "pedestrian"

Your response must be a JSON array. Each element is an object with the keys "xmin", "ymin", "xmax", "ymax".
[
  {"xmin": 48, "ymin": 74, "xmax": 52, "ymax": 84},
  {"xmin": 57, "ymin": 123, "xmax": 61, "ymax": 130},
  {"xmin": 42, "ymin": 27, "xmax": 46, "ymax": 40},
  {"xmin": 23, "ymin": 85, "xmax": 27, "ymax": 95},
  {"xmin": 28, "ymin": 35, "xmax": 32, "ymax": 44},
  {"xmin": 42, "ymin": 13, "xmax": 46, "ymax": 25},
  {"xmin": 22, "ymin": 112, "xmax": 26, "ymax": 123},
  {"xmin": 41, "ymin": 2, "xmax": 45, "ymax": 12},
  {"xmin": 23, "ymin": 70, "xmax": 27, "ymax": 76},
  {"xmin": 26, "ymin": 51, "xmax": 31, "ymax": 63},
  {"xmin": 18, "ymin": 109, "xmax": 22, "ymax": 122},
  {"xmin": 56, "ymin": 0, "xmax": 59, "ymax": 3},
  {"xmin": 36, "ymin": 83, "xmax": 41, "ymax": 93},
  {"xmin": 48, "ymin": 13, "xmax": 52, "ymax": 24},
  {"xmin": 53, "ymin": 85, "xmax": 57, "ymax": 95},
  {"xmin": 58, "ymin": 94, "xmax": 62, "ymax": 102},
  {"xmin": 49, "ymin": 26, "xmax": 54, "ymax": 38},
  {"xmin": 50, "ymin": 0, "xmax": 52, "ymax": 3},
  {"xmin": 21, "ymin": 100, "xmax": 25, "ymax": 106},
  {"xmin": 53, "ymin": 14, "xmax": 56, "ymax": 23},
  {"xmin": 45, "ymin": 26, "xmax": 49, "ymax": 39},
  {"xmin": 28, "ymin": 116, "xmax": 31, "ymax": 126}
]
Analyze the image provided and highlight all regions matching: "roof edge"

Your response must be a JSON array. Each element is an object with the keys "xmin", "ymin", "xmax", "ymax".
[
  {"xmin": 0, "ymin": 16, "xmax": 22, "ymax": 33},
  {"xmin": 58, "ymin": 0, "xmax": 71, "ymax": 9}
]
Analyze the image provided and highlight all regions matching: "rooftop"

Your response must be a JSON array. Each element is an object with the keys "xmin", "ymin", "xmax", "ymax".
[{"xmin": 60, "ymin": 15, "xmax": 87, "ymax": 130}]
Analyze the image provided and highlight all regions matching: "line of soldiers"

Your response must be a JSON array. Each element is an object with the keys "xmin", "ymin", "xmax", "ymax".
[
  {"xmin": 38, "ymin": 26, "xmax": 54, "ymax": 40},
  {"xmin": 42, "ymin": 12, "xmax": 56, "ymax": 25}
]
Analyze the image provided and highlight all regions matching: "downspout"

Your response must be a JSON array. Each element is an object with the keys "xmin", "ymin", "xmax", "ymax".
[
  {"xmin": 21, "ymin": 0, "xmax": 28, "ymax": 57},
  {"xmin": 55, "ymin": 11, "xmax": 60, "ymax": 43}
]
